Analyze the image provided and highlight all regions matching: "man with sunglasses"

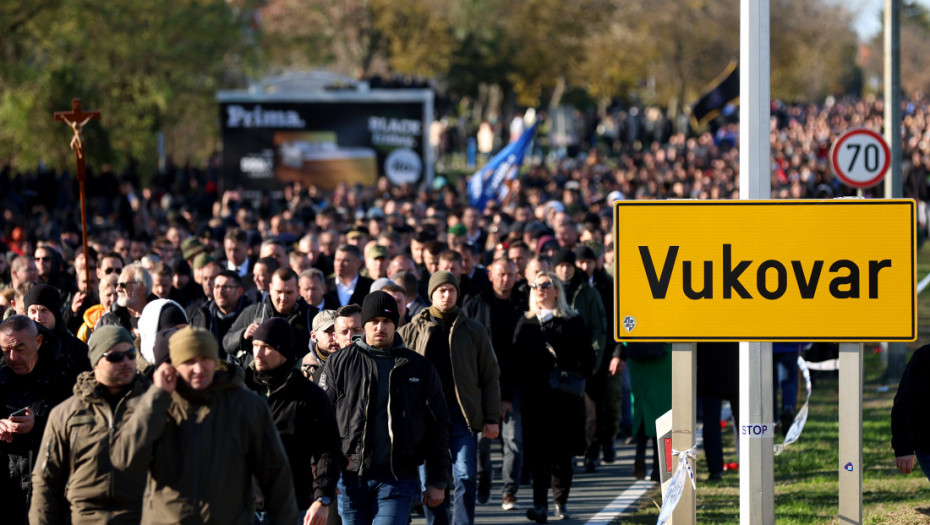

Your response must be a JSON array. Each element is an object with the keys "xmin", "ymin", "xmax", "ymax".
[
  {"xmin": 30, "ymin": 325, "xmax": 150, "ymax": 524},
  {"xmin": 97, "ymin": 262, "xmax": 154, "ymax": 335}
]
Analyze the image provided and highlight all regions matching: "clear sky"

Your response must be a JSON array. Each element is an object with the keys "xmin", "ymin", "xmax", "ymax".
[{"xmin": 853, "ymin": 0, "xmax": 930, "ymax": 39}]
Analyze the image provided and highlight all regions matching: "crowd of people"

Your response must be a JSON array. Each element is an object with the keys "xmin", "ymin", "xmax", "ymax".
[{"xmin": 1, "ymin": 94, "xmax": 929, "ymax": 525}]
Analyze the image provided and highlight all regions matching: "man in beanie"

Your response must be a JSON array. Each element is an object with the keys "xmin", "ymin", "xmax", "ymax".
[
  {"xmin": 245, "ymin": 317, "xmax": 342, "ymax": 525},
  {"xmin": 319, "ymin": 291, "xmax": 450, "ymax": 525},
  {"xmin": 399, "ymin": 271, "xmax": 500, "ymax": 525},
  {"xmin": 25, "ymin": 283, "xmax": 92, "ymax": 373},
  {"xmin": 110, "ymin": 326, "xmax": 298, "ymax": 524},
  {"xmin": 552, "ymin": 247, "xmax": 606, "ymax": 473},
  {"xmin": 303, "ymin": 309, "xmax": 339, "ymax": 383},
  {"xmin": 30, "ymin": 325, "xmax": 150, "ymax": 524}
]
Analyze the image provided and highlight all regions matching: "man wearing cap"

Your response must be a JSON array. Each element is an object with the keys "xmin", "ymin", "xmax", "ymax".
[
  {"xmin": 319, "ymin": 291, "xmax": 451, "ymax": 525},
  {"xmin": 0, "ymin": 315, "xmax": 76, "ymax": 525},
  {"xmin": 302, "ymin": 309, "xmax": 339, "ymax": 383},
  {"xmin": 327, "ymin": 245, "xmax": 372, "ymax": 308},
  {"xmin": 362, "ymin": 244, "xmax": 389, "ymax": 280},
  {"xmin": 181, "ymin": 237, "xmax": 205, "ymax": 266},
  {"xmin": 110, "ymin": 326, "xmax": 298, "ymax": 524},
  {"xmin": 552, "ymin": 248, "xmax": 607, "ymax": 473},
  {"xmin": 399, "ymin": 271, "xmax": 501, "ymax": 525},
  {"xmin": 30, "ymin": 326, "xmax": 150, "ymax": 524},
  {"xmin": 25, "ymin": 283, "xmax": 92, "ymax": 373},
  {"xmin": 245, "ymin": 318, "xmax": 342, "ymax": 525}
]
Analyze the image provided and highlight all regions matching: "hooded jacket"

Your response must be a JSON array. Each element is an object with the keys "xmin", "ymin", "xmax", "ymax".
[
  {"xmin": 109, "ymin": 365, "xmax": 298, "ymax": 525},
  {"xmin": 30, "ymin": 372, "xmax": 151, "ymax": 525},
  {"xmin": 399, "ymin": 308, "xmax": 501, "ymax": 430}
]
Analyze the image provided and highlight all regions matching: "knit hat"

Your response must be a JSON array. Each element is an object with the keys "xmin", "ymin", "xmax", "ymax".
[
  {"xmin": 312, "ymin": 309, "xmax": 337, "ymax": 332},
  {"xmin": 168, "ymin": 326, "xmax": 219, "ymax": 365},
  {"xmin": 553, "ymin": 248, "xmax": 577, "ymax": 267},
  {"xmin": 152, "ymin": 327, "xmax": 181, "ymax": 367},
  {"xmin": 88, "ymin": 325, "xmax": 136, "ymax": 366},
  {"xmin": 24, "ymin": 284, "xmax": 63, "ymax": 327},
  {"xmin": 536, "ymin": 235, "xmax": 559, "ymax": 254},
  {"xmin": 428, "ymin": 270, "xmax": 459, "ymax": 298},
  {"xmin": 360, "ymin": 290, "xmax": 399, "ymax": 327},
  {"xmin": 253, "ymin": 317, "xmax": 295, "ymax": 359}
]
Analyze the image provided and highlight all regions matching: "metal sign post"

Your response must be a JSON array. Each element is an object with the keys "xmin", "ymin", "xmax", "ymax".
[
  {"xmin": 671, "ymin": 343, "xmax": 696, "ymax": 525},
  {"xmin": 838, "ymin": 343, "xmax": 864, "ymax": 524}
]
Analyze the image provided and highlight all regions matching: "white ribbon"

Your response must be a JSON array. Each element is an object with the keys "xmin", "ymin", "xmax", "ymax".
[
  {"xmin": 773, "ymin": 356, "xmax": 812, "ymax": 455},
  {"xmin": 656, "ymin": 446, "xmax": 696, "ymax": 525}
]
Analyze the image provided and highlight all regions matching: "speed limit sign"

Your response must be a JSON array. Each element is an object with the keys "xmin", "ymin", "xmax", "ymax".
[{"xmin": 830, "ymin": 128, "xmax": 891, "ymax": 188}]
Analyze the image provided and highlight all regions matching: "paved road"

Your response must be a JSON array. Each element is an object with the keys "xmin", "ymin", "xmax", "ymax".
[{"xmin": 411, "ymin": 438, "xmax": 658, "ymax": 524}]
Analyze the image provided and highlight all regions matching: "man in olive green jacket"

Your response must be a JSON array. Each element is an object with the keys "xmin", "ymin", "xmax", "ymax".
[
  {"xmin": 110, "ymin": 326, "xmax": 297, "ymax": 525},
  {"xmin": 398, "ymin": 271, "xmax": 500, "ymax": 525},
  {"xmin": 30, "ymin": 325, "xmax": 150, "ymax": 525}
]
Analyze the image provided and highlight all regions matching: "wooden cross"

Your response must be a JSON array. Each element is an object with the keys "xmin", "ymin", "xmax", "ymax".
[{"xmin": 54, "ymin": 98, "xmax": 101, "ymax": 291}]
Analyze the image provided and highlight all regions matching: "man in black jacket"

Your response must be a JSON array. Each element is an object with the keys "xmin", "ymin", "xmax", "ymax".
[
  {"xmin": 463, "ymin": 258, "xmax": 528, "ymax": 510},
  {"xmin": 319, "ymin": 291, "xmax": 450, "ymax": 525},
  {"xmin": 245, "ymin": 318, "xmax": 342, "ymax": 524},
  {"xmin": 190, "ymin": 270, "xmax": 250, "ymax": 353},
  {"xmin": 224, "ymin": 268, "xmax": 316, "ymax": 366},
  {"xmin": 0, "ymin": 315, "xmax": 77, "ymax": 525}
]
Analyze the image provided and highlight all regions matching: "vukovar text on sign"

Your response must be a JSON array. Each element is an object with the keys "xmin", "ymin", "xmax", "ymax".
[{"xmin": 613, "ymin": 200, "xmax": 916, "ymax": 342}]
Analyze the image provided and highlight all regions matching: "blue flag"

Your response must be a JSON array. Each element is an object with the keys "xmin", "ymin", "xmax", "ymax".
[{"xmin": 467, "ymin": 122, "xmax": 538, "ymax": 210}]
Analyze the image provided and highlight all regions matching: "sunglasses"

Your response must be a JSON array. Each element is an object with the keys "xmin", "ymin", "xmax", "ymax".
[
  {"xmin": 116, "ymin": 281, "xmax": 137, "ymax": 289},
  {"xmin": 530, "ymin": 281, "xmax": 554, "ymax": 291},
  {"xmin": 102, "ymin": 267, "xmax": 122, "ymax": 275},
  {"xmin": 102, "ymin": 349, "xmax": 136, "ymax": 363}
]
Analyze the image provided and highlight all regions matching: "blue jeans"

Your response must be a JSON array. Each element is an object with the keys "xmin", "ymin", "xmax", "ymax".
[
  {"xmin": 478, "ymin": 389, "xmax": 523, "ymax": 496},
  {"xmin": 916, "ymin": 451, "xmax": 930, "ymax": 484},
  {"xmin": 421, "ymin": 413, "xmax": 478, "ymax": 525},
  {"xmin": 338, "ymin": 473, "xmax": 416, "ymax": 525}
]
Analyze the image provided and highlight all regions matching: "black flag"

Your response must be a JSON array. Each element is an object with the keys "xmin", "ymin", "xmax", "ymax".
[{"xmin": 689, "ymin": 61, "xmax": 739, "ymax": 128}]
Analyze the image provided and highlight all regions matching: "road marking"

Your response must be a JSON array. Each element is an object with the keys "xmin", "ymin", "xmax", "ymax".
[{"xmin": 583, "ymin": 480, "xmax": 656, "ymax": 524}]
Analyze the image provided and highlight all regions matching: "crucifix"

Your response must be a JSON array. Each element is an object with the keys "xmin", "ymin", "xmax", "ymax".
[{"xmin": 54, "ymin": 98, "xmax": 100, "ymax": 290}]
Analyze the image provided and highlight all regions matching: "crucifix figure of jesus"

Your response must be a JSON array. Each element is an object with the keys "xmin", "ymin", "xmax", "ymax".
[{"xmin": 54, "ymin": 98, "xmax": 101, "ymax": 291}]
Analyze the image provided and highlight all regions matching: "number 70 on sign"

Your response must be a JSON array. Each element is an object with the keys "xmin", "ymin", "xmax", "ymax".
[{"xmin": 830, "ymin": 128, "xmax": 891, "ymax": 189}]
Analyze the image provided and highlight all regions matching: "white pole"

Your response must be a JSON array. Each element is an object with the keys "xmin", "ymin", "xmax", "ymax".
[
  {"xmin": 883, "ymin": 0, "xmax": 907, "ymax": 384},
  {"xmin": 838, "ymin": 343, "xmax": 864, "ymax": 524},
  {"xmin": 739, "ymin": 0, "xmax": 774, "ymax": 524}
]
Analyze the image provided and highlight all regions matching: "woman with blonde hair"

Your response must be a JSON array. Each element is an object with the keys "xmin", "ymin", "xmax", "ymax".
[{"xmin": 512, "ymin": 271, "xmax": 595, "ymax": 523}]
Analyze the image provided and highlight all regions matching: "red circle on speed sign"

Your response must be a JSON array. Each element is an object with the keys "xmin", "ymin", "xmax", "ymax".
[{"xmin": 830, "ymin": 128, "xmax": 891, "ymax": 188}]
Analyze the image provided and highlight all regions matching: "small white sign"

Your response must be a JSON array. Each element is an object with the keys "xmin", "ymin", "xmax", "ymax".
[
  {"xmin": 830, "ymin": 128, "xmax": 890, "ymax": 189},
  {"xmin": 740, "ymin": 423, "xmax": 774, "ymax": 439}
]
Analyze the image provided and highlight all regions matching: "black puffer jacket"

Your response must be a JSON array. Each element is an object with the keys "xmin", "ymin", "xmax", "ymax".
[
  {"xmin": 244, "ymin": 363, "xmax": 342, "ymax": 509},
  {"xmin": 319, "ymin": 335, "xmax": 451, "ymax": 487}
]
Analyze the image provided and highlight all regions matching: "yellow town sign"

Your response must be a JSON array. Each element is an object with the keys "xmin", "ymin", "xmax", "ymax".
[{"xmin": 613, "ymin": 200, "xmax": 916, "ymax": 342}]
